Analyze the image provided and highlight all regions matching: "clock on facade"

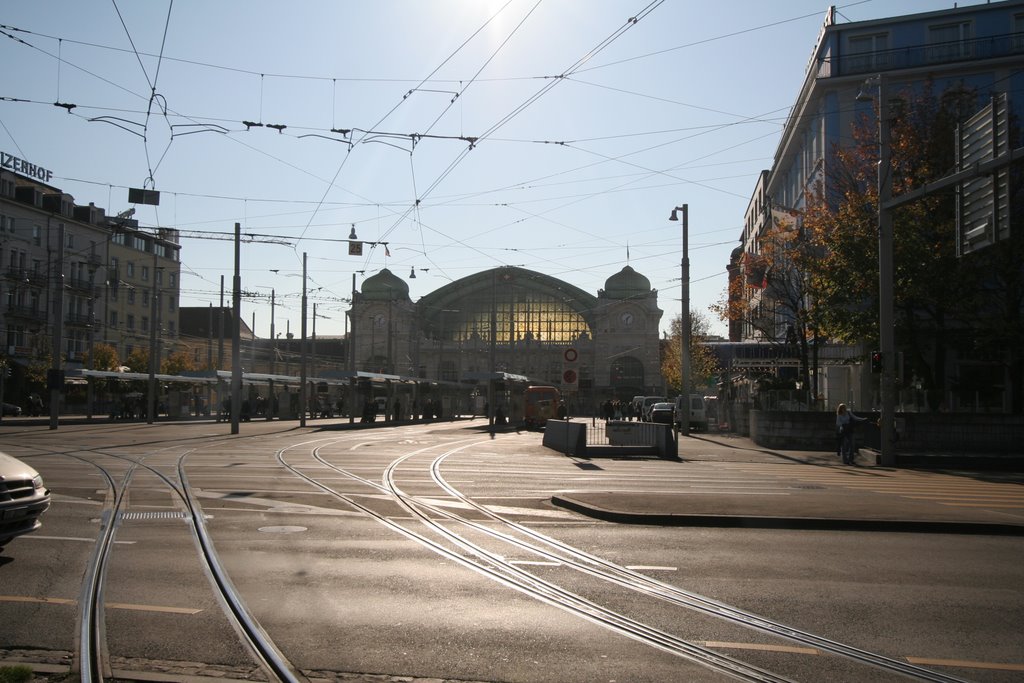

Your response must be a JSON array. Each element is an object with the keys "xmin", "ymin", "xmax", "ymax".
[
  {"xmin": 620, "ymin": 312, "xmax": 634, "ymax": 327},
  {"xmin": 374, "ymin": 314, "xmax": 386, "ymax": 329}
]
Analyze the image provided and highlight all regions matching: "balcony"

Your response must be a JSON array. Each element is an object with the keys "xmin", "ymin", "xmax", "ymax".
[
  {"xmin": 6, "ymin": 304, "xmax": 43, "ymax": 320},
  {"xmin": 821, "ymin": 32, "xmax": 1023, "ymax": 78},
  {"xmin": 65, "ymin": 312, "xmax": 95, "ymax": 327},
  {"xmin": 67, "ymin": 276, "xmax": 96, "ymax": 294}
]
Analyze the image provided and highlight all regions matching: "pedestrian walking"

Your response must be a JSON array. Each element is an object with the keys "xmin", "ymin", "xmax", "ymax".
[{"xmin": 835, "ymin": 403, "xmax": 867, "ymax": 464}]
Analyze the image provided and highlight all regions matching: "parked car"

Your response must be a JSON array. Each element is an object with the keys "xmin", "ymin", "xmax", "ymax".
[
  {"xmin": 0, "ymin": 451, "xmax": 51, "ymax": 551},
  {"xmin": 639, "ymin": 396, "xmax": 667, "ymax": 421},
  {"xmin": 1, "ymin": 402, "xmax": 21, "ymax": 416},
  {"xmin": 648, "ymin": 402, "xmax": 675, "ymax": 425}
]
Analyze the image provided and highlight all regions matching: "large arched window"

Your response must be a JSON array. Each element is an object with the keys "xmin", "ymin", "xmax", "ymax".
[{"xmin": 421, "ymin": 268, "xmax": 596, "ymax": 344}]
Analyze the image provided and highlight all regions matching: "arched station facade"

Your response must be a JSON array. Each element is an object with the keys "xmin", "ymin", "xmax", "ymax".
[{"xmin": 349, "ymin": 265, "xmax": 665, "ymax": 413}]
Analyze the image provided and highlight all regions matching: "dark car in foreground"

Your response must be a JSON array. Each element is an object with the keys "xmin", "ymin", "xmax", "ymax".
[
  {"xmin": 0, "ymin": 451, "xmax": 50, "ymax": 551},
  {"xmin": 648, "ymin": 402, "xmax": 675, "ymax": 425},
  {"xmin": 1, "ymin": 402, "xmax": 21, "ymax": 416}
]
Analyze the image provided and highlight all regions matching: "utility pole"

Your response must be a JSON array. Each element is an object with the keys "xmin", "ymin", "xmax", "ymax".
[
  {"xmin": 877, "ymin": 76, "xmax": 896, "ymax": 467},
  {"xmin": 268, "ymin": 289, "xmax": 275, "ymax": 421},
  {"xmin": 147, "ymin": 250, "xmax": 158, "ymax": 424},
  {"xmin": 49, "ymin": 221, "xmax": 65, "ymax": 431},
  {"xmin": 230, "ymin": 222, "xmax": 241, "ymax": 434},
  {"xmin": 349, "ymin": 273, "xmax": 356, "ymax": 425},
  {"xmin": 300, "ymin": 252, "xmax": 308, "ymax": 427}
]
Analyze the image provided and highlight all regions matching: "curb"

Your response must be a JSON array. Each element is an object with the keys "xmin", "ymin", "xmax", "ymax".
[{"xmin": 550, "ymin": 496, "xmax": 1024, "ymax": 536}]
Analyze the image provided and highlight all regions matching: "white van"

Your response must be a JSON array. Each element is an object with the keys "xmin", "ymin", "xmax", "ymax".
[
  {"xmin": 674, "ymin": 394, "xmax": 707, "ymax": 432},
  {"xmin": 639, "ymin": 396, "xmax": 667, "ymax": 421}
]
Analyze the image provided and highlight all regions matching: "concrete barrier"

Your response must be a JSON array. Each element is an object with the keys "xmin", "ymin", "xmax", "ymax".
[{"xmin": 543, "ymin": 419, "xmax": 586, "ymax": 456}]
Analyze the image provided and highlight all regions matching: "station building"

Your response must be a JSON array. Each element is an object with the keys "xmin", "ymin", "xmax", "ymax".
[{"xmin": 348, "ymin": 264, "xmax": 666, "ymax": 411}]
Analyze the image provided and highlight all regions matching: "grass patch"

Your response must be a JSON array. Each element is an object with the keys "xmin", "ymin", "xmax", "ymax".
[{"xmin": 0, "ymin": 665, "xmax": 33, "ymax": 683}]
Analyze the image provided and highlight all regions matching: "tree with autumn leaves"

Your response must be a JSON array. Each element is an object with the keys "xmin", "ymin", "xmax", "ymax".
[
  {"xmin": 661, "ymin": 310, "xmax": 720, "ymax": 396},
  {"xmin": 714, "ymin": 204, "xmax": 826, "ymax": 396}
]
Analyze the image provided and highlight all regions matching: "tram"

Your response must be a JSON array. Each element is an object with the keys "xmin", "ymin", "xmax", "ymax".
[{"xmin": 523, "ymin": 385, "xmax": 561, "ymax": 429}]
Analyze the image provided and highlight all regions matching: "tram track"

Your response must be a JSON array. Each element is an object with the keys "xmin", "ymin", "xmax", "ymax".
[
  {"xmin": 1, "ymin": 422, "xmax": 997, "ymax": 681},
  {"xmin": 4, "ymin": 435, "xmax": 309, "ymax": 683},
  {"xmin": 285, "ymin": 436, "xmax": 970, "ymax": 683},
  {"xmin": 278, "ymin": 438, "xmax": 790, "ymax": 682}
]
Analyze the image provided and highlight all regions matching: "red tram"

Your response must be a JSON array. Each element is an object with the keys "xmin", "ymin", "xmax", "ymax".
[{"xmin": 523, "ymin": 385, "xmax": 561, "ymax": 429}]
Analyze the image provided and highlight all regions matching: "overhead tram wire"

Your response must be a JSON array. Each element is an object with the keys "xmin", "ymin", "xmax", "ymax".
[
  {"xmin": 295, "ymin": 0, "xmax": 520, "ymax": 250},
  {"xmin": 398, "ymin": 0, "xmax": 543, "ymax": 274},
  {"xmin": 571, "ymin": 0, "xmax": 873, "ymax": 75},
  {"xmin": 7, "ymin": 17, "xmax": 835, "ymax": 217},
  {"xmin": 371, "ymin": 0, "xmax": 668, "ymax": 266},
  {"xmin": 9, "ymin": 3, "xmax": 761, "ymax": 282},
  {"xmin": 411, "ymin": 0, "xmax": 668, "ymax": 207},
  {"xmin": 2, "ymin": 0, "xmax": 869, "ymax": 87}
]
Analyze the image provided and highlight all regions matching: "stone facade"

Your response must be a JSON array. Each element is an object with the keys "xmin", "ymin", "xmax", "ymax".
[{"xmin": 349, "ymin": 265, "xmax": 664, "ymax": 409}]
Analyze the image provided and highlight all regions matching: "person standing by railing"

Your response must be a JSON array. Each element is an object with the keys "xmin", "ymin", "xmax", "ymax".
[{"xmin": 835, "ymin": 403, "xmax": 868, "ymax": 465}]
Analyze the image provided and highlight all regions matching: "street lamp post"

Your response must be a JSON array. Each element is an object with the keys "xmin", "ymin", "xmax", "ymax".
[
  {"xmin": 669, "ymin": 204, "xmax": 690, "ymax": 435},
  {"xmin": 230, "ymin": 223, "xmax": 242, "ymax": 434},
  {"xmin": 300, "ymin": 252, "xmax": 308, "ymax": 427},
  {"xmin": 858, "ymin": 74, "xmax": 896, "ymax": 467}
]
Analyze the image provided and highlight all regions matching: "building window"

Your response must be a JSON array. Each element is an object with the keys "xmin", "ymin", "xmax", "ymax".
[
  {"xmin": 452, "ymin": 288, "xmax": 591, "ymax": 344},
  {"xmin": 168, "ymin": 321, "xmax": 176, "ymax": 336},
  {"xmin": 141, "ymin": 316, "xmax": 149, "ymax": 332},
  {"xmin": 33, "ymin": 224, "xmax": 41, "ymax": 246},
  {"xmin": 110, "ymin": 311, "xmax": 118, "ymax": 328},
  {"xmin": 127, "ymin": 289, "xmax": 136, "ymax": 305},
  {"xmin": 847, "ymin": 32, "xmax": 888, "ymax": 73},
  {"xmin": 1015, "ymin": 14, "xmax": 1024, "ymax": 51},
  {"xmin": 928, "ymin": 21, "xmax": 971, "ymax": 62},
  {"xmin": 168, "ymin": 296, "xmax": 176, "ymax": 312},
  {"xmin": 112, "ymin": 232, "xmax": 126, "ymax": 245},
  {"xmin": 141, "ymin": 265, "xmax": 149, "ymax": 281},
  {"xmin": 126, "ymin": 262, "xmax": 134, "ymax": 277},
  {"xmin": 142, "ymin": 290, "xmax": 149, "ymax": 307},
  {"xmin": 65, "ymin": 231, "xmax": 74, "ymax": 249},
  {"xmin": 127, "ymin": 314, "xmax": 135, "ymax": 331},
  {"xmin": 170, "ymin": 272, "xmax": 177, "ymax": 287},
  {"xmin": 156, "ymin": 269, "xmax": 163, "ymax": 286}
]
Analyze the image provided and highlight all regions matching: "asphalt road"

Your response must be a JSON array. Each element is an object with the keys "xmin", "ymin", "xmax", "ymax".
[{"xmin": 0, "ymin": 418, "xmax": 1021, "ymax": 682}]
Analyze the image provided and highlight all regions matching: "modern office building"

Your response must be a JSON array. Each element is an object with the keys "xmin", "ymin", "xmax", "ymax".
[
  {"xmin": 737, "ymin": 1, "xmax": 1024, "ymax": 341},
  {"xmin": 728, "ymin": 1, "xmax": 1024, "ymax": 413}
]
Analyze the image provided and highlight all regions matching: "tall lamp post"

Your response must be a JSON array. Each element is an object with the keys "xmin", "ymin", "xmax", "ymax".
[
  {"xmin": 300, "ymin": 252, "xmax": 308, "ymax": 428},
  {"xmin": 669, "ymin": 204, "xmax": 690, "ymax": 435},
  {"xmin": 857, "ymin": 74, "xmax": 896, "ymax": 467}
]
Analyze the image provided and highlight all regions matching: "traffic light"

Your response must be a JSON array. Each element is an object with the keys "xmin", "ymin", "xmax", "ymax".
[{"xmin": 870, "ymin": 350, "xmax": 883, "ymax": 374}]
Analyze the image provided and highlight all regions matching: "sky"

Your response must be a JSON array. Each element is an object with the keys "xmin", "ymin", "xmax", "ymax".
[{"xmin": 0, "ymin": 0, "xmax": 989, "ymax": 342}]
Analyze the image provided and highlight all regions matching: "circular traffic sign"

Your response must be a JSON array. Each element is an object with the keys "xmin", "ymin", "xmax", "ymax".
[
  {"xmin": 563, "ymin": 348, "xmax": 578, "ymax": 363},
  {"xmin": 562, "ymin": 369, "xmax": 578, "ymax": 384}
]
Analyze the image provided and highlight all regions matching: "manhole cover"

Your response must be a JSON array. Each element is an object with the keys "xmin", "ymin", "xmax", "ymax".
[
  {"xmin": 258, "ymin": 526, "xmax": 308, "ymax": 533},
  {"xmin": 790, "ymin": 484, "xmax": 825, "ymax": 490}
]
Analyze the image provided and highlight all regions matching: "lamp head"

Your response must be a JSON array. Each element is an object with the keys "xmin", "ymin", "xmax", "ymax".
[
  {"xmin": 856, "ymin": 74, "xmax": 881, "ymax": 102},
  {"xmin": 668, "ymin": 205, "xmax": 686, "ymax": 221},
  {"xmin": 409, "ymin": 267, "xmax": 416, "ymax": 279},
  {"xmin": 348, "ymin": 224, "xmax": 358, "ymax": 240}
]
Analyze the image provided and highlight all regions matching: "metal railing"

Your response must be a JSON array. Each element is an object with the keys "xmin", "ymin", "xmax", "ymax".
[{"xmin": 821, "ymin": 33, "xmax": 1024, "ymax": 79}]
